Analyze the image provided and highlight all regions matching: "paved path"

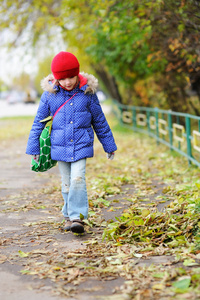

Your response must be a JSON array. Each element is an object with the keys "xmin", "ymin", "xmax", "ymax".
[{"xmin": 0, "ymin": 101, "xmax": 38, "ymax": 118}]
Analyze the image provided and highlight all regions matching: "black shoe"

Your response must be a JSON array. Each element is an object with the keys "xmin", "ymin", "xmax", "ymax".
[
  {"xmin": 71, "ymin": 220, "xmax": 84, "ymax": 233},
  {"xmin": 63, "ymin": 219, "xmax": 72, "ymax": 231}
]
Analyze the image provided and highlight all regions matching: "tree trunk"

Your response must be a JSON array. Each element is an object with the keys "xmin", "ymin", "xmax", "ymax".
[{"xmin": 92, "ymin": 64, "xmax": 122, "ymax": 103}]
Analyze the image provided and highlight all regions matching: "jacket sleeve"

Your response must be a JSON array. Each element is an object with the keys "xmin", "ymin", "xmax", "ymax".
[
  {"xmin": 89, "ymin": 94, "xmax": 117, "ymax": 153},
  {"xmin": 26, "ymin": 92, "xmax": 50, "ymax": 155}
]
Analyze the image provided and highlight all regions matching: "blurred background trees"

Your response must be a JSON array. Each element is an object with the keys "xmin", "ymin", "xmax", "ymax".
[{"xmin": 0, "ymin": 0, "xmax": 200, "ymax": 114}]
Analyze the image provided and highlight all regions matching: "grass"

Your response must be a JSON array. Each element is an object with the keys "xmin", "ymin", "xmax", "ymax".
[{"xmin": 0, "ymin": 116, "xmax": 34, "ymax": 140}]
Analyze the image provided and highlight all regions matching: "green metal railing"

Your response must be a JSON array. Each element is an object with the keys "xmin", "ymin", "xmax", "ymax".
[{"xmin": 112, "ymin": 101, "xmax": 200, "ymax": 168}]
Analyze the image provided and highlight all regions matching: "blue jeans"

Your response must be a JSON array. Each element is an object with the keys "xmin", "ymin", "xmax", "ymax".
[{"xmin": 58, "ymin": 158, "xmax": 88, "ymax": 221}]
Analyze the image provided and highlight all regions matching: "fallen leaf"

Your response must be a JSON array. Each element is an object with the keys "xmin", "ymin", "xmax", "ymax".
[{"xmin": 0, "ymin": 255, "xmax": 7, "ymax": 264}]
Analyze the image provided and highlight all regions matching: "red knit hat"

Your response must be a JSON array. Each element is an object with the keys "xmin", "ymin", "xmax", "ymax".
[{"xmin": 51, "ymin": 51, "xmax": 80, "ymax": 80}]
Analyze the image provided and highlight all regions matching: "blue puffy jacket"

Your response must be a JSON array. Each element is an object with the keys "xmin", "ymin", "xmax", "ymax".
[{"xmin": 26, "ymin": 72, "xmax": 117, "ymax": 162}]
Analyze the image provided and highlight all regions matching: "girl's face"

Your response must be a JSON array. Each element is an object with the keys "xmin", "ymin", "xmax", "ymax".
[{"xmin": 58, "ymin": 76, "xmax": 78, "ymax": 91}]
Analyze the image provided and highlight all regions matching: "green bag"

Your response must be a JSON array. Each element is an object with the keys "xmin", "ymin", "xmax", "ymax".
[
  {"xmin": 31, "ymin": 92, "xmax": 78, "ymax": 172},
  {"xmin": 31, "ymin": 116, "xmax": 57, "ymax": 172}
]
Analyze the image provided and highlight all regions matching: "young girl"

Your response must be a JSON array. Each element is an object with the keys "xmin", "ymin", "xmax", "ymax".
[{"xmin": 26, "ymin": 51, "xmax": 117, "ymax": 234}]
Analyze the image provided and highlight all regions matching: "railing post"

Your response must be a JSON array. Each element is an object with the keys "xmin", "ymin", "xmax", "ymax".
[
  {"xmin": 168, "ymin": 112, "xmax": 173, "ymax": 151},
  {"xmin": 119, "ymin": 107, "xmax": 123, "ymax": 126},
  {"xmin": 147, "ymin": 111, "xmax": 150, "ymax": 134},
  {"xmin": 132, "ymin": 107, "xmax": 137, "ymax": 130},
  {"xmin": 185, "ymin": 116, "xmax": 192, "ymax": 165},
  {"xmin": 155, "ymin": 107, "xmax": 159, "ymax": 145}
]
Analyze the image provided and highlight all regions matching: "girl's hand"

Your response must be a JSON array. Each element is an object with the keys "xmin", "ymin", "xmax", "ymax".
[
  {"xmin": 32, "ymin": 154, "xmax": 40, "ymax": 163},
  {"xmin": 106, "ymin": 152, "xmax": 115, "ymax": 160}
]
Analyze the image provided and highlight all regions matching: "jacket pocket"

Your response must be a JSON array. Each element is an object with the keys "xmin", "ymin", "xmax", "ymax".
[
  {"xmin": 75, "ymin": 129, "xmax": 90, "ymax": 145},
  {"xmin": 87, "ymin": 128, "xmax": 94, "ymax": 141}
]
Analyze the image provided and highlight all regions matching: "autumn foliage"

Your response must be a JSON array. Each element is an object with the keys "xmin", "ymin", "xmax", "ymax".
[{"xmin": 1, "ymin": 0, "xmax": 200, "ymax": 114}]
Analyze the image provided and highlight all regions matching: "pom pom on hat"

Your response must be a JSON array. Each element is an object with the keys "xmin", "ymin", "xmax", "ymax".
[{"xmin": 51, "ymin": 51, "xmax": 80, "ymax": 80}]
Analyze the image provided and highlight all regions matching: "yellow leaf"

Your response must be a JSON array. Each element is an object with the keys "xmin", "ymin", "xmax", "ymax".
[
  {"xmin": 186, "ymin": 60, "xmax": 192, "ymax": 66},
  {"xmin": 52, "ymin": 266, "xmax": 61, "ymax": 271},
  {"xmin": 169, "ymin": 44, "xmax": 175, "ymax": 52},
  {"xmin": 152, "ymin": 283, "xmax": 165, "ymax": 290},
  {"xmin": 147, "ymin": 53, "xmax": 154, "ymax": 62},
  {"xmin": 18, "ymin": 250, "xmax": 29, "ymax": 258},
  {"xmin": 142, "ymin": 209, "xmax": 150, "ymax": 217}
]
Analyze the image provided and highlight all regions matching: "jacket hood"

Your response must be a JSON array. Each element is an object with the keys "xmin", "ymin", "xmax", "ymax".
[{"xmin": 40, "ymin": 72, "xmax": 98, "ymax": 94}]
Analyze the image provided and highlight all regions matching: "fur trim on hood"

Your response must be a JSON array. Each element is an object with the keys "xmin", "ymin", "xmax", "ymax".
[{"xmin": 40, "ymin": 72, "xmax": 98, "ymax": 94}]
